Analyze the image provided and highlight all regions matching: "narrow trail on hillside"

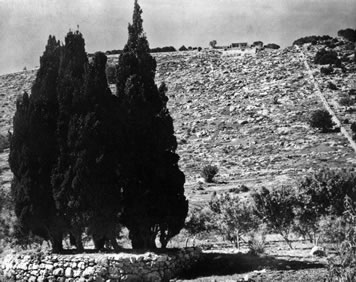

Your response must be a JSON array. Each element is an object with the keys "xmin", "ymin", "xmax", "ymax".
[{"xmin": 296, "ymin": 45, "xmax": 356, "ymax": 153}]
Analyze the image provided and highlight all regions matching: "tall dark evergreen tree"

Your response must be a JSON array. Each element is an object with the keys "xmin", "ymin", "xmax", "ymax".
[
  {"xmin": 51, "ymin": 30, "xmax": 89, "ymax": 252},
  {"xmin": 116, "ymin": 0, "xmax": 188, "ymax": 249},
  {"xmin": 68, "ymin": 51, "xmax": 124, "ymax": 251},
  {"xmin": 9, "ymin": 36, "xmax": 63, "ymax": 251}
]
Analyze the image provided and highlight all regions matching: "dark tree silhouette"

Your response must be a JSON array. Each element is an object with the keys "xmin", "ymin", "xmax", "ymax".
[
  {"xmin": 116, "ymin": 0, "xmax": 188, "ymax": 249},
  {"xmin": 69, "ymin": 51, "xmax": 124, "ymax": 251},
  {"xmin": 337, "ymin": 28, "xmax": 356, "ymax": 42},
  {"xmin": 50, "ymin": 30, "xmax": 89, "ymax": 252},
  {"xmin": 9, "ymin": 35, "xmax": 64, "ymax": 252}
]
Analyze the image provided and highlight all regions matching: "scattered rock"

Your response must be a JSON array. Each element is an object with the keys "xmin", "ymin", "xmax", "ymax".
[{"xmin": 310, "ymin": 246, "xmax": 326, "ymax": 257}]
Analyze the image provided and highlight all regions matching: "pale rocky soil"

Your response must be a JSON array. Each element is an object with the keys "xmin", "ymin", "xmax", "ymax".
[{"xmin": 0, "ymin": 42, "xmax": 355, "ymax": 280}]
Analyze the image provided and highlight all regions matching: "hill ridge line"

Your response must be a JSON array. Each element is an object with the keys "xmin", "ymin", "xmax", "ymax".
[{"xmin": 297, "ymin": 45, "xmax": 356, "ymax": 153}]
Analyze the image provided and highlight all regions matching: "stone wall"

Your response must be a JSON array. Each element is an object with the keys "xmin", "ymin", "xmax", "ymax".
[{"xmin": 0, "ymin": 247, "xmax": 201, "ymax": 281}]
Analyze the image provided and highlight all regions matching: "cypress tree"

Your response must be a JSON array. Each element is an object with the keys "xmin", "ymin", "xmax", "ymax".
[
  {"xmin": 69, "ymin": 51, "xmax": 123, "ymax": 251},
  {"xmin": 116, "ymin": 0, "xmax": 188, "ymax": 249},
  {"xmin": 9, "ymin": 36, "xmax": 64, "ymax": 252},
  {"xmin": 51, "ymin": 30, "xmax": 89, "ymax": 252}
]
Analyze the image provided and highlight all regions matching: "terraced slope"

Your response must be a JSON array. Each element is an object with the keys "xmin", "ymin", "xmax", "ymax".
[{"xmin": 1, "ymin": 46, "xmax": 355, "ymax": 206}]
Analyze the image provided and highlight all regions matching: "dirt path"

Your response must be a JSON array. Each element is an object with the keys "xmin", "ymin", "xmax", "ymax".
[{"xmin": 296, "ymin": 45, "xmax": 356, "ymax": 153}]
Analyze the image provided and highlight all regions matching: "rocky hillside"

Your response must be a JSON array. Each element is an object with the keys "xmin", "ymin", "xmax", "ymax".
[{"xmin": 1, "ymin": 43, "xmax": 355, "ymax": 206}]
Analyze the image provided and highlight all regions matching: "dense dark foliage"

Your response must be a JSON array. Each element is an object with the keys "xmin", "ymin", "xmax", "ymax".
[
  {"xmin": 115, "ymin": 0, "xmax": 187, "ymax": 249},
  {"xmin": 309, "ymin": 109, "xmax": 334, "ymax": 132},
  {"xmin": 264, "ymin": 43, "xmax": 280, "ymax": 49},
  {"xmin": 9, "ymin": 35, "xmax": 62, "ymax": 251},
  {"xmin": 10, "ymin": 1, "xmax": 187, "ymax": 252},
  {"xmin": 150, "ymin": 46, "xmax": 176, "ymax": 53},
  {"xmin": 314, "ymin": 49, "xmax": 341, "ymax": 66},
  {"xmin": 320, "ymin": 65, "xmax": 334, "ymax": 75},
  {"xmin": 179, "ymin": 45, "xmax": 188, "ymax": 51},
  {"xmin": 293, "ymin": 35, "xmax": 332, "ymax": 46},
  {"xmin": 103, "ymin": 46, "xmax": 177, "ymax": 55},
  {"xmin": 201, "ymin": 165, "xmax": 219, "ymax": 183},
  {"xmin": 337, "ymin": 28, "xmax": 356, "ymax": 42},
  {"xmin": 295, "ymin": 168, "xmax": 356, "ymax": 246},
  {"xmin": 10, "ymin": 20, "xmax": 187, "ymax": 254},
  {"xmin": 252, "ymin": 41, "xmax": 263, "ymax": 47}
]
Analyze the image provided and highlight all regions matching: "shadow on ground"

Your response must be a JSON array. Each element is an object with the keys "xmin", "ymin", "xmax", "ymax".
[
  {"xmin": 177, "ymin": 252, "xmax": 325, "ymax": 279},
  {"xmin": 55, "ymin": 248, "xmax": 180, "ymax": 255}
]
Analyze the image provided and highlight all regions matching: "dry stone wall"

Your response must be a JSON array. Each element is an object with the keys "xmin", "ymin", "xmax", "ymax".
[{"xmin": 0, "ymin": 247, "xmax": 201, "ymax": 281}]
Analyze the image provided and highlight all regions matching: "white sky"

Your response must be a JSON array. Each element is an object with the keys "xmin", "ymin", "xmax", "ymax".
[{"xmin": 0, "ymin": 0, "xmax": 355, "ymax": 74}]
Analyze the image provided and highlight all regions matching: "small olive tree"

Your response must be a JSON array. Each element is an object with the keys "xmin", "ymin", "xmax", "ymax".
[
  {"xmin": 184, "ymin": 206, "xmax": 216, "ymax": 246},
  {"xmin": 251, "ymin": 186, "xmax": 296, "ymax": 249},
  {"xmin": 209, "ymin": 192, "xmax": 259, "ymax": 249}
]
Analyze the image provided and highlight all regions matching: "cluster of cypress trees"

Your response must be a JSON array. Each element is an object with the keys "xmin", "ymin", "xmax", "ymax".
[{"xmin": 9, "ymin": 0, "xmax": 187, "ymax": 252}]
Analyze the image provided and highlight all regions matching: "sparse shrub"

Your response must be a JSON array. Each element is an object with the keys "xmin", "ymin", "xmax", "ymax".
[
  {"xmin": 328, "ymin": 81, "xmax": 338, "ymax": 90},
  {"xmin": 239, "ymin": 185, "xmax": 249, "ymax": 192},
  {"xmin": 339, "ymin": 96, "xmax": 354, "ymax": 107},
  {"xmin": 264, "ymin": 43, "xmax": 280, "ymax": 49},
  {"xmin": 209, "ymin": 192, "xmax": 259, "ymax": 248},
  {"xmin": 0, "ymin": 133, "xmax": 9, "ymax": 152},
  {"xmin": 179, "ymin": 45, "xmax": 188, "ymax": 51},
  {"xmin": 251, "ymin": 186, "xmax": 296, "ymax": 249},
  {"xmin": 349, "ymin": 89, "xmax": 356, "ymax": 96},
  {"xmin": 201, "ymin": 165, "xmax": 219, "ymax": 183},
  {"xmin": 309, "ymin": 109, "xmax": 334, "ymax": 132},
  {"xmin": 150, "ymin": 46, "xmax": 176, "ymax": 53},
  {"xmin": 327, "ymin": 196, "xmax": 356, "ymax": 281},
  {"xmin": 320, "ymin": 65, "xmax": 334, "ymax": 75},
  {"xmin": 229, "ymin": 185, "xmax": 249, "ymax": 193},
  {"xmin": 0, "ymin": 189, "xmax": 14, "ymax": 245},
  {"xmin": 184, "ymin": 206, "xmax": 216, "ymax": 246},
  {"xmin": 247, "ymin": 229, "xmax": 267, "ymax": 256},
  {"xmin": 351, "ymin": 122, "xmax": 356, "ymax": 133},
  {"xmin": 314, "ymin": 49, "xmax": 341, "ymax": 66},
  {"xmin": 209, "ymin": 40, "xmax": 217, "ymax": 48}
]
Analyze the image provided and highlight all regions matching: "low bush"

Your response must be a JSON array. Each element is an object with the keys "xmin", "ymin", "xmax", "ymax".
[
  {"xmin": 339, "ymin": 96, "xmax": 354, "ymax": 107},
  {"xmin": 179, "ymin": 45, "xmax": 188, "ymax": 51},
  {"xmin": 184, "ymin": 206, "xmax": 216, "ymax": 246},
  {"xmin": 247, "ymin": 228, "xmax": 267, "ymax": 256},
  {"xmin": 351, "ymin": 122, "xmax": 356, "ymax": 133},
  {"xmin": 150, "ymin": 46, "xmax": 176, "ymax": 53},
  {"xmin": 293, "ymin": 35, "xmax": 332, "ymax": 46},
  {"xmin": 264, "ymin": 43, "xmax": 280, "ymax": 49},
  {"xmin": 320, "ymin": 65, "xmax": 334, "ymax": 75},
  {"xmin": 229, "ymin": 185, "xmax": 249, "ymax": 194},
  {"xmin": 337, "ymin": 28, "xmax": 356, "ymax": 42},
  {"xmin": 309, "ymin": 109, "xmax": 334, "ymax": 132},
  {"xmin": 315, "ymin": 49, "xmax": 341, "ymax": 66},
  {"xmin": 0, "ymin": 133, "xmax": 9, "ymax": 152},
  {"xmin": 201, "ymin": 165, "xmax": 219, "ymax": 183},
  {"xmin": 327, "ymin": 81, "xmax": 338, "ymax": 90},
  {"xmin": 327, "ymin": 196, "xmax": 356, "ymax": 281}
]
